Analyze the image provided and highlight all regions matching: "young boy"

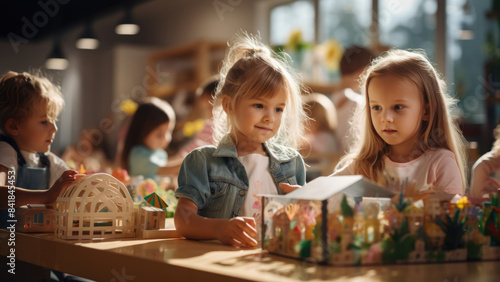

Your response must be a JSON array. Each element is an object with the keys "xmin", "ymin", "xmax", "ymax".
[{"xmin": 0, "ymin": 71, "xmax": 79, "ymax": 211}]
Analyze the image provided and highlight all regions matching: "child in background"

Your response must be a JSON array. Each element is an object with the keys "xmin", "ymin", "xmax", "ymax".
[
  {"xmin": 332, "ymin": 45, "xmax": 376, "ymax": 153},
  {"xmin": 469, "ymin": 124, "xmax": 500, "ymax": 198},
  {"xmin": 0, "ymin": 71, "xmax": 79, "ymax": 213},
  {"xmin": 174, "ymin": 76, "xmax": 219, "ymax": 158},
  {"xmin": 300, "ymin": 93, "xmax": 339, "ymax": 180},
  {"xmin": 121, "ymin": 97, "xmax": 178, "ymax": 180},
  {"xmin": 174, "ymin": 32, "xmax": 308, "ymax": 247},
  {"xmin": 62, "ymin": 126, "xmax": 112, "ymax": 173},
  {"xmin": 333, "ymin": 49, "xmax": 467, "ymax": 194},
  {"xmin": 280, "ymin": 49, "xmax": 467, "ymax": 195}
]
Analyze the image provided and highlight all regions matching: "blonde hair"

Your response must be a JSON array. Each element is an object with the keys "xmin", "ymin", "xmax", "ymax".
[
  {"xmin": 336, "ymin": 49, "xmax": 468, "ymax": 191},
  {"xmin": 0, "ymin": 70, "xmax": 64, "ymax": 134},
  {"xmin": 212, "ymin": 32, "xmax": 308, "ymax": 149}
]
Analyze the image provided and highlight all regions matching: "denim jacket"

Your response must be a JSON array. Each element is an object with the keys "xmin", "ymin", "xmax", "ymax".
[{"xmin": 175, "ymin": 135, "xmax": 306, "ymax": 219}]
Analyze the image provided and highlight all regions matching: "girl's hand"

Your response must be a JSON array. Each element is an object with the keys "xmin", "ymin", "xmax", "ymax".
[
  {"xmin": 279, "ymin": 182, "xmax": 301, "ymax": 194},
  {"xmin": 216, "ymin": 217, "xmax": 258, "ymax": 248},
  {"xmin": 47, "ymin": 170, "xmax": 82, "ymax": 204}
]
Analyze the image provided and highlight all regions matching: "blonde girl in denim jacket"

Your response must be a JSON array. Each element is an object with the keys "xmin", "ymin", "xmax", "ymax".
[{"xmin": 174, "ymin": 32, "xmax": 308, "ymax": 247}]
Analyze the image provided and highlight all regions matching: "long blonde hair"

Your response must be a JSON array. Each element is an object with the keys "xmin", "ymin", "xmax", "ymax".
[
  {"xmin": 336, "ymin": 49, "xmax": 468, "ymax": 191},
  {"xmin": 212, "ymin": 32, "xmax": 308, "ymax": 149}
]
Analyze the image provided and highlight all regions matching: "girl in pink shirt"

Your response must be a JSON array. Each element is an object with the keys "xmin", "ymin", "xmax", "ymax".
[{"xmin": 330, "ymin": 49, "xmax": 467, "ymax": 195}]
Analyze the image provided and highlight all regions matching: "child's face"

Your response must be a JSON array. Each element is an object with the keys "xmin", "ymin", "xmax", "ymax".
[
  {"xmin": 14, "ymin": 107, "xmax": 58, "ymax": 153},
  {"xmin": 368, "ymin": 75, "xmax": 427, "ymax": 156},
  {"xmin": 230, "ymin": 90, "xmax": 287, "ymax": 147},
  {"xmin": 144, "ymin": 121, "xmax": 172, "ymax": 151}
]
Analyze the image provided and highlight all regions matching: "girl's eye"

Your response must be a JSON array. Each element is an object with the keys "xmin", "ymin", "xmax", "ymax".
[
  {"xmin": 371, "ymin": 105, "xmax": 381, "ymax": 111},
  {"xmin": 41, "ymin": 121, "xmax": 48, "ymax": 125},
  {"xmin": 253, "ymin": 104, "xmax": 263, "ymax": 109},
  {"xmin": 275, "ymin": 107, "xmax": 284, "ymax": 113},
  {"xmin": 394, "ymin": 105, "xmax": 405, "ymax": 110}
]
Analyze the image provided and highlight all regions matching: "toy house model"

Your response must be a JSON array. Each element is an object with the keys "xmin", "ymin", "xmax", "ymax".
[
  {"xmin": 55, "ymin": 173, "xmax": 136, "ymax": 239},
  {"xmin": 263, "ymin": 176, "xmax": 500, "ymax": 265},
  {"xmin": 16, "ymin": 204, "xmax": 55, "ymax": 233},
  {"xmin": 261, "ymin": 175, "xmax": 394, "ymax": 263}
]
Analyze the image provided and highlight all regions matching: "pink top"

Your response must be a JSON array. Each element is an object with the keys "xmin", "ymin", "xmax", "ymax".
[{"xmin": 333, "ymin": 149, "xmax": 464, "ymax": 195}]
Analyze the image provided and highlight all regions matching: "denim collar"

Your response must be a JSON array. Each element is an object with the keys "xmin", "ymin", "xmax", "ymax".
[{"xmin": 213, "ymin": 135, "xmax": 298, "ymax": 166}]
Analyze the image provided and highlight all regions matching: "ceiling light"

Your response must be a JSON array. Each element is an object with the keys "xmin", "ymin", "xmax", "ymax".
[
  {"xmin": 76, "ymin": 23, "xmax": 99, "ymax": 50},
  {"xmin": 115, "ymin": 9, "xmax": 140, "ymax": 35},
  {"xmin": 45, "ymin": 40, "xmax": 68, "ymax": 70}
]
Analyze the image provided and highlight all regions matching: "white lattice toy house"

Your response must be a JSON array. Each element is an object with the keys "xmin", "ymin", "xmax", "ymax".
[{"xmin": 55, "ymin": 173, "xmax": 135, "ymax": 239}]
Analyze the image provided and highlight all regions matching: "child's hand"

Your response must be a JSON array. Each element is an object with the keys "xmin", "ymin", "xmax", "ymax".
[
  {"xmin": 279, "ymin": 182, "xmax": 301, "ymax": 194},
  {"xmin": 47, "ymin": 170, "xmax": 81, "ymax": 204},
  {"xmin": 217, "ymin": 217, "xmax": 258, "ymax": 248}
]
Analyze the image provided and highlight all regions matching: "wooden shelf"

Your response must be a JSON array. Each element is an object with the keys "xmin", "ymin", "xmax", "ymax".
[{"xmin": 147, "ymin": 40, "xmax": 227, "ymax": 97}]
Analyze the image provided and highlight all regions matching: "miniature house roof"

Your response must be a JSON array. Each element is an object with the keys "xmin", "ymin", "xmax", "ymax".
[
  {"xmin": 268, "ymin": 176, "xmax": 395, "ymax": 201},
  {"xmin": 144, "ymin": 192, "xmax": 168, "ymax": 209}
]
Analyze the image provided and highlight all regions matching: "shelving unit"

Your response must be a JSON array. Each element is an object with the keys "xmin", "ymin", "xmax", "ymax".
[{"xmin": 147, "ymin": 40, "xmax": 227, "ymax": 97}]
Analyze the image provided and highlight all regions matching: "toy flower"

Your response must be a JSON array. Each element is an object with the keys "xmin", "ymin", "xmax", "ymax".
[
  {"xmin": 285, "ymin": 30, "xmax": 307, "ymax": 52},
  {"xmin": 120, "ymin": 99, "xmax": 138, "ymax": 116},
  {"xmin": 316, "ymin": 39, "xmax": 343, "ymax": 72},
  {"xmin": 183, "ymin": 118, "xmax": 205, "ymax": 137},
  {"xmin": 456, "ymin": 196, "xmax": 469, "ymax": 210},
  {"xmin": 138, "ymin": 178, "xmax": 158, "ymax": 200}
]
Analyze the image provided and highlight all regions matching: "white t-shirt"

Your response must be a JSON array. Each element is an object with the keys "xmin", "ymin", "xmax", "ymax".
[
  {"xmin": 238, "ymin": 154, "xmax": 277, "ymax": 219},
  {"xmin": 0, "ymin": 141, "xmax": 70, "ymax": 188},
  {"xmin": 333, "ymin": 149, "xmax": 464, "ymax": 195}
]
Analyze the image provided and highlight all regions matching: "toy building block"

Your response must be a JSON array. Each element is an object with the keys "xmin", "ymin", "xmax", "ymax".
[
  {"xmin": 134, "ymin": 193, "xmax": 181, "ymax": 239},
  {"xmin": 16, "ymin": 204, "xmax": 55, "ymax": 233},
  {"xmin": 54, "ymin": 173, "xmax": 135, "ymax": 240}
]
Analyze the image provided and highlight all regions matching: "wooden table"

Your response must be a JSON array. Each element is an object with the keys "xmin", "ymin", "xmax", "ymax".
[{"xmin": 0, "ymin": 229, "xmax": 498, "ymax": 281}]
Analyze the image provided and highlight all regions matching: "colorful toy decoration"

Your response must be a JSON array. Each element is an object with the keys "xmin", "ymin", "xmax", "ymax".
[
  {"xmin": 262, "ymin": 176, "xmax": 500, "ymax": 265},
  {"xmin": 144, "ymin": 192, "xmax": 168, "ymax": 209}
]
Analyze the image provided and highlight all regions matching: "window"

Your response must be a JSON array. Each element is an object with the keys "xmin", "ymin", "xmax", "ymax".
[
  {"xmin": 379, "ymin": 0, "xmax": 436, "ymax": 59},
  {"xmin": 319, "ymin": 0, "xmax": 371, "ymax": 46},
  {"xmin": 270, "ymin": 1, "xmax": 315, "ymax": 46}
]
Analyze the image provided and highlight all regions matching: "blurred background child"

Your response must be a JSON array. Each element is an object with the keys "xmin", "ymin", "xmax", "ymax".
[
  {"xmin": 174, "ymin": 32, "xmax": 308, "ymax": 248},
  {"xmin": 331, "ymin": 45, "xmax": 376, "ymax": 153},
  {"xmin": 62, "ymin": 126, "xmax": 112, "ymax": 173},
  {"xmin": 0, "ymin": 71, "xmax": 79, "ymax": 214},
  {"xmin": 121, "ymin": 97, "xmax": 178, "ymax": 180},
  {"xmin": 469, "ymin": 124, "xmax": 500, "ymax": 198},
  {"xmin": 300, "ymin": 92, "xmax": 339, "ymax": 180},
  {"xmin": 174, "ymin": 76, "xmax": 219, "ymax": 158}
]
